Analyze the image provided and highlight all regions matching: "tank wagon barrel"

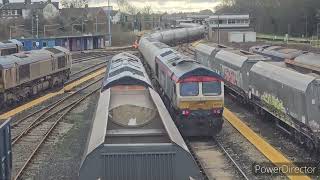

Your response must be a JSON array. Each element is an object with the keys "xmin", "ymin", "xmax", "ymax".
[
  {"xmin": 195, "ymin": 42, "xmax": 320, "ymax": 152},
  {"xmin": 79, "ymin": 52, "xmax": 202, "ymax": 180},
  {"xmin": 138, "ymin": 26, "xmax": 225, "ymax": 137}
]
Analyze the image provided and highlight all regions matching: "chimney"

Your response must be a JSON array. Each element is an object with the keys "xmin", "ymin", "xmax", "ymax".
[
  {"xmin": 3, "ymin": 0, "xmax": 9, "ymax": 5},
  {"xmin": 25, "ymin": 0, "xmax": 31, "ymax": 4}
]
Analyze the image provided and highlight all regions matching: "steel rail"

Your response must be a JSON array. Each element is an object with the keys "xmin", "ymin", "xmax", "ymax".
[{"xmin": 13, "ymin": 88, "xmax": 100, "ymax": 180}]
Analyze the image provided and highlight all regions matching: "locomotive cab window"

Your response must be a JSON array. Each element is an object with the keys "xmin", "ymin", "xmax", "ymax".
[
  {"xmin": 180, "ymin": 82, "xmax": 199, "ymax": 96},
  {"xmin": 202, "ymin": 81, "xmax": 221, "ymax": 96},
  {"xmin": 58, "ymin": 56, "xmax": 66, "ymax": 69}
]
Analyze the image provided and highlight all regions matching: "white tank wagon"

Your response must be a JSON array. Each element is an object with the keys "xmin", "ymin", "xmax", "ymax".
[
  {"xmin": 194, "ymin": 42, "xmax": 320, "ymax": 152},
  {"xmin": 0, "ymin": 39, "xmax": 23, "ymax": 56},
  {"xmin": 146, "ymin": 26, "xmax": 205, "ymax": 46},
  {"xmin": 0, "ymin": 46, "xmax": 72, "ymax": 106},
  {"xmin": 79, "ymin": 52, "xmax": 202, "ymax": 180}
]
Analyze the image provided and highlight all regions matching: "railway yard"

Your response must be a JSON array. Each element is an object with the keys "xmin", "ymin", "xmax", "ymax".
[{"xmin": 0, "ymin": 27, "xmax": 320, "ymax": 180}]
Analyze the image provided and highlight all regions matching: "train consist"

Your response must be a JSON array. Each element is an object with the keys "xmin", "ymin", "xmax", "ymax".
[
  {"xmin": 0, "ymin": 119, "xmax": 11, "ymax": 180},
  {"xmin": 0, "ymin": 46, "xmax": 72, "ymax": 106},
  {"xmin": 195, "ymin": 43, "xmax": 320, "ymax": 152},
  {"xmin": 0, "ymin": 39, "xmax": 23, "ymax": 56},
  {"xmin": 250, "ymin": 45, "xmax": 320, "ymax": 74},
  {"xmin": 79, "ymin": 53, "xmax": 202, "ymax": 180},
  {"xmin": 139, "ymin": 27, "xmax": 225, "ymax": 137}
]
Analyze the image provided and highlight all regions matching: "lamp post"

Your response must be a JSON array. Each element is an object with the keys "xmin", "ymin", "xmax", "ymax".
[{"xmin": 107, "ymin": 0, "xmax": 112, "ymax": 46}]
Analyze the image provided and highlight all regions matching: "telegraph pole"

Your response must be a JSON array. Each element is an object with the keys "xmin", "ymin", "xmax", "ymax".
[
  {"xmin": 36, "ymin": 14, "xmax": 39, "ymax": 38},
  {"xmin": 218, "ymin": 15, "xmax": 220, "ymax": 44},
  {"xmin": 32, "ymin": 15, "xmax": 34, "ymax": 37},
  {"xmin": 107, "ymin": 0, "xmax": 112, "ymax": 46}
]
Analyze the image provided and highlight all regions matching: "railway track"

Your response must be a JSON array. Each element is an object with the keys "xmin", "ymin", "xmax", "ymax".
[
  {"xmin": 72, "ymin": 50, "xmax": 139, "ymax": 64},
  {"xmin": 187, "ymin": 137, "xmax": 250, "ymax": 180},
  {"xmin": 11, "ymin": 76, "xmax": 102, "ymax": 180}
]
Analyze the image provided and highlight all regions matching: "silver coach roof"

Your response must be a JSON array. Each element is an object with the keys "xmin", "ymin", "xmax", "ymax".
[
  {"xmin": 251, "ymin": 61, "xmax": 316, "ymax": 92},
  {"xmin": 0, "ymin": 46, "xmax": 69, "ymax": 69}
]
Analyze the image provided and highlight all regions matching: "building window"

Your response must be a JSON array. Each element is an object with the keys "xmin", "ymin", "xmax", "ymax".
[{"xmin": 43, "ymin": 41, "xmax": 47, "ymax": 47}]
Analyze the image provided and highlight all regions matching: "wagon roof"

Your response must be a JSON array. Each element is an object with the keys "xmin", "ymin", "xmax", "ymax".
[
  {"xmin": 102, "ymin": 52, "xmax": 152, "ymax": 89},
  {"xmin": 216, "ymin": 49, "xmax": 272, "ymax": 68},
  {"xmin": 293, "ymin": 53, "xmax": 320, "ymax": 70},
  {"xmin": 194, "ymin": 43, "xmax": 217, "ymax": 55},
  {"xmin": 251, "ymin": 61, "xmax": 316, "ymax": 92}
]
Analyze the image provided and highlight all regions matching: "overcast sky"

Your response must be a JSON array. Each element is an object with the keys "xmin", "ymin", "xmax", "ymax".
[
  {"xmin": 89, "ymin": 0, "xmax": 220, "ymax": 13},
  {"xmin": 6, "ymin": 0, "xmax": 220, "ymax": 13}
]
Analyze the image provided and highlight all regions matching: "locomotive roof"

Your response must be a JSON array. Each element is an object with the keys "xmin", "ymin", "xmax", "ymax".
[
  {"xmin": 0, "ymin": 39, "xmax": 22, "ymax": 49},
  {"xmin": 102, "ymin": 52, "xmax": 152, "ymax": 89},
  {"xmin": 251, "ymin": 61, "xmax": 316, "ymax": 92},
  {"xmin": 0, "ymin": 46, "xmax": 69, "ymax": 69},
  {"xmin": 157, "ymin": 48, "xmax": 221, "ymax": 81}
]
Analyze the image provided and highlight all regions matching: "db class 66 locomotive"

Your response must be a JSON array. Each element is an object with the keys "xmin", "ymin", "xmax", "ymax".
[
  {"xmin": 139, "ymin": 27, "xmax": 225, "ymax": 137},
  {"xmin": 0, "ymin": 46, "xmax": 72, "ymax": 106}
]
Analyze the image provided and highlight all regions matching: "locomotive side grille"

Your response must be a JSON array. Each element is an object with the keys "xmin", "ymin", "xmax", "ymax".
[{"xmin": 103, "ymin": 152, "xmax": 175, "ymax": 180}]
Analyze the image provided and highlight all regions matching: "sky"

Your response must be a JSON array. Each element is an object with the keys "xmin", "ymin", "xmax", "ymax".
[
  {"xmin": 89, "ymin": 0, "xmax": 221, "ymax": 13},
  {"xmin": 6, "ymin": 0, "xmax": 220, "ymax": 13}
]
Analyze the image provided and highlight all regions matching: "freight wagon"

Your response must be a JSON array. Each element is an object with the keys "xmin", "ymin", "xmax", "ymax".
[
  {"xmin": 79, "ymin": 53, "xmax": 202, "ymax": 180},
  {"xmin": 195, "ymin": 43, "xmax": 320, "ymax": 152}
]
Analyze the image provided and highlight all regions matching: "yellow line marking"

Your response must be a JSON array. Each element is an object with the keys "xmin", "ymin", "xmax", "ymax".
[
  {"xmin": 223, "ymin": 108, "xmax": 311, "ymax": 180},
  {"xmin": 191, "ymin": 39, "xmax": 204, "ymax": 47},
  {"xmin": 0, "ymin": 68, "xmax": 106, "ymax": 120}
]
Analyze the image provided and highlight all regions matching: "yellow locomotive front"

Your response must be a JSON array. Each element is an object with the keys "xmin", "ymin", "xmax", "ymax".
[{"xmin": 174, "ymin": 76, "xmax": 224, "ymax": 137}]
